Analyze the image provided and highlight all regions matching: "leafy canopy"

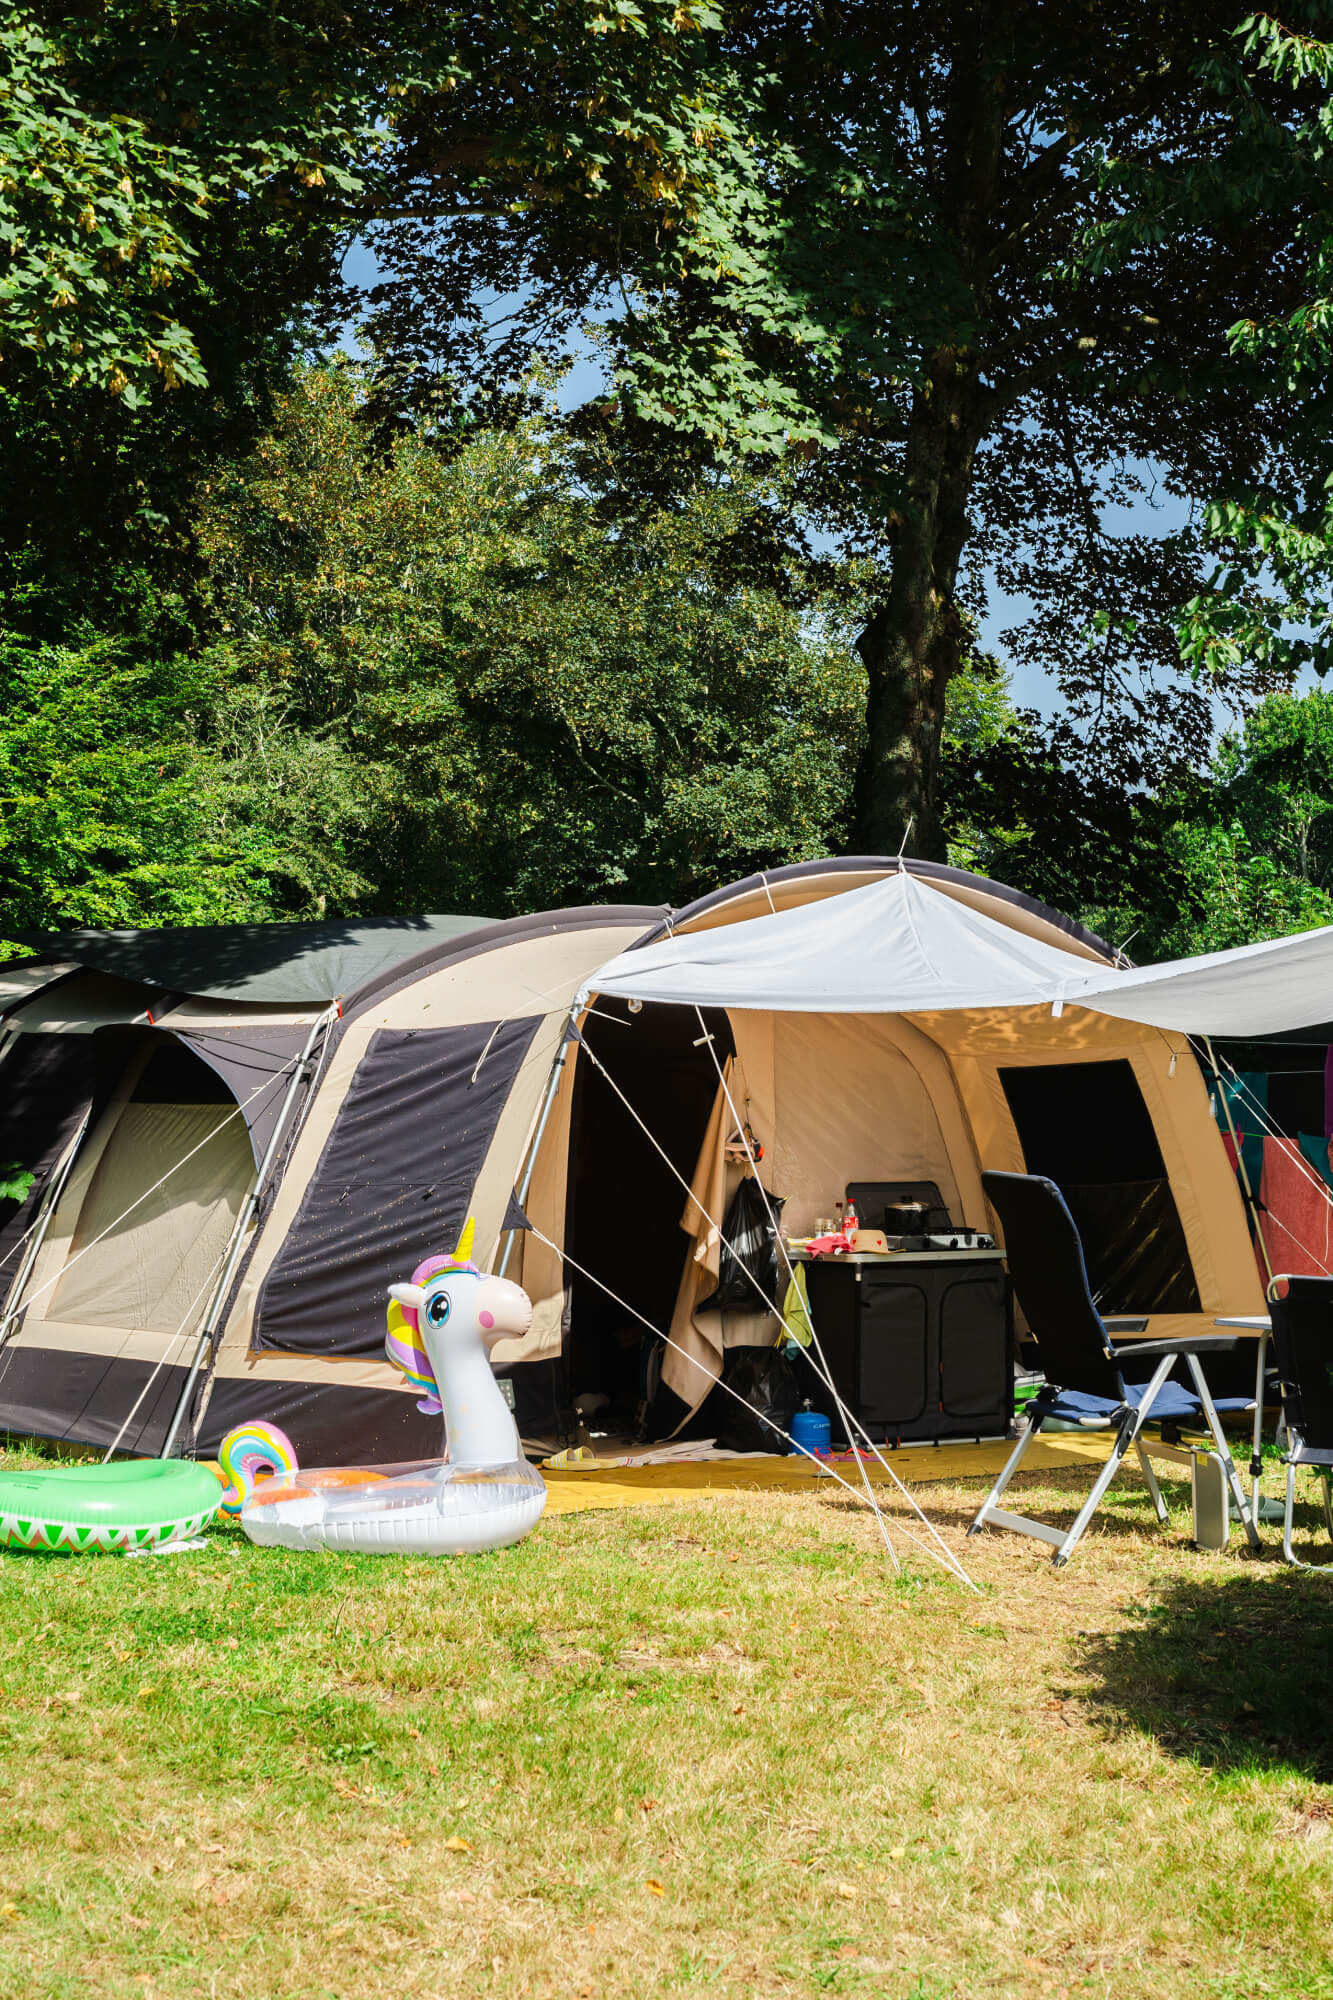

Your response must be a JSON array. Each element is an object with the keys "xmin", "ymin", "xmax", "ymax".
[{"xmin": 197, "ymin": 361, "xmax": 866, "ymax": 914}]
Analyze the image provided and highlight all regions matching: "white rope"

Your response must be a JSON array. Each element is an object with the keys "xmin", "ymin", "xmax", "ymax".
[
  {"xmin": 529, "ymin": 1222, "xmax": 987, "ymax": 1584},
  {"xmin": 641, "ymin": 911, "xmax": 967, "ymax": 1573},
  {"xmin": 571, "ymin": 1030, "xmax": 978, "ymax": 1589},
  {"xmin": 0, "ymin": 1205, "xmax": 53, "ymax": 1281},
  {"xmin": 684, "ymin": 1009, "xmax": 979, "ymax": 1588},
  {"xmin": 8, "ymin": 1052, "xmax": 303, "ymax": 1321},
  {"xmin": 572, "ymin": 1031, "xmax": 901, "ymax": 1567},
  {"xmin": 99, "ymin": 1236, "xmax": 233, "ymax": 1462}
]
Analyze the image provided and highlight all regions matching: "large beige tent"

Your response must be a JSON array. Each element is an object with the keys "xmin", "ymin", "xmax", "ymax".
[{"xmin": 0, "ymin": 860, "xmax": 1264, "ymax": 1460}]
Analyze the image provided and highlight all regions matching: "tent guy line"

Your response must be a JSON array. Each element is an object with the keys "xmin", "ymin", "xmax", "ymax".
[
  {"xmin": 658, "ymin": 900, "xmax": 900, "ymax": 1549},
  {"xmin": 99, "ymin": 1235, "xmax": 234, "ymax": 1463},
  {"xmin": 570, "ymin": 1025, "xmax": 976, "ymax": 1589},
  {"xmin": 685, "ymin": 994, "xmax": 977, "ymax": 1588},
  {"xmin": 526, "ymin": 1220, "xmax": 981, "ymax": 1590},
  {"xmin": 1210, "ymin": 1057, "xmax": 1333, "ymax": 1276}
]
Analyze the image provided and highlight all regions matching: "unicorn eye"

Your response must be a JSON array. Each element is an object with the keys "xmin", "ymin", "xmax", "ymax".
[{"xmin": 425, "ymin": 1290, "xmax": 451, "ymax": 1329}]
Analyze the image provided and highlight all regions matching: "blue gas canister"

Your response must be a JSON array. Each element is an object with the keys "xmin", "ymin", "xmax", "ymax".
[{"xmin": 789, "ymin": 1401, "xmax": 832, "ymax": 1456}]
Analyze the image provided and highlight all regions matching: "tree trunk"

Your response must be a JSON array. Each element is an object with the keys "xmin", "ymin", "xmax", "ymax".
[
  {"xmin": 851, "ymin": 358, "xmax": 981, "ymax": 859},
  {"xmin": 851, "ymin": 14, "xmax": 1004, "ymax": 860}
]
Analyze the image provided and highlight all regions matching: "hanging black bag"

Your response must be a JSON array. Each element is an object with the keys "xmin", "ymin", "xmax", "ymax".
[{"xmin": 697, "ymin": 1177, "xmax": 786, "ymax": 1313}]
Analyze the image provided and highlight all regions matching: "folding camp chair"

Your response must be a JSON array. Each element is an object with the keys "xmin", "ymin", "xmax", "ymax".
[
  {"xmin": 1266, "ymin": 1276, "xmax": 1333, "ymax": 1571},
  {"xmin": 969, "ymin": 1171, "xmax": 1259, "ymax": 1567}
]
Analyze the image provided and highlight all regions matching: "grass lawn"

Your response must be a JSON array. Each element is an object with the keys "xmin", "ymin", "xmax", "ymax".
[{"xmin": 1, "ymin": 1449, "xmax": 1331, "ymax": 2000}]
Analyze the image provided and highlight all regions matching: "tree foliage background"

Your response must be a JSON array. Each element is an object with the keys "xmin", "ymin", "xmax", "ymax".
[{"xmin": 3, "ymin": 1, "xmax": 1333, "ymax": 957}]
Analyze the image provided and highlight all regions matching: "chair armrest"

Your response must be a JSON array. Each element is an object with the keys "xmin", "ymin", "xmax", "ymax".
[{"xmin": 1109, "ymin": 1334, "xmax": 1239, "ymax": 1361}]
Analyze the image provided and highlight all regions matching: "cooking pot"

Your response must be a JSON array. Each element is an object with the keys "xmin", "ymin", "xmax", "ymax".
[{"xmin": 882, "ymin": 1198, "xmax": 952, "ymax": 1234}]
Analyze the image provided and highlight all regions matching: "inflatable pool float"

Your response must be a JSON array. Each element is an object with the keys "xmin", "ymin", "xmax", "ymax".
[
  {"xmin": 222, "ymin": 1220, "xmax": 546, "ymax": 1555},
  {"xmin": 0, "ymin": 1459, "xmax": 224, "ymax": 1554}
]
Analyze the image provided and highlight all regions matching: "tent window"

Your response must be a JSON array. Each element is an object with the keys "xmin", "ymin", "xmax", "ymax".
[
  {"xmin": 48, "ymin": 1031, "xmax": 256, "ymax": 1336},
  {"xmin": 253, "ymin": 1018, "xmax": 539, "ymax": 1357},
  {"xmin": 998, "ymin": 1060, "xmax": 1201, "ymax": 1313},
  {"xmin": 0, "ymin": 1034, "xmax": 94, "ymax": 1277},
  {"xmin": 131, "ymin": 1039, "xmax": 234, "ymax": 1105}
]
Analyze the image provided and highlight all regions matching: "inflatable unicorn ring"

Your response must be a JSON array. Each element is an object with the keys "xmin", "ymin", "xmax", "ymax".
[{"xmin": 220, "ymin": 1220, "xmax": 546, "ymax": 1554}]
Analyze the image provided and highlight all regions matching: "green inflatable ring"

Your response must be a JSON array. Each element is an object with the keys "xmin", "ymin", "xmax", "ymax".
[{"xmin": 0, "ymin": 1460, "xmax": 223, "ymax": 1554}]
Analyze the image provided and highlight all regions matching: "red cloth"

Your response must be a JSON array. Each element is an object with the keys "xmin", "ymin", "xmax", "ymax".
[
  {"xmin": 806, "ymin": 1230, "xmax": 855, "ymax": 1258},
  {"xmin": 1260, "ymin": 1136, "xmax": 1333, "ymax": 1277}
]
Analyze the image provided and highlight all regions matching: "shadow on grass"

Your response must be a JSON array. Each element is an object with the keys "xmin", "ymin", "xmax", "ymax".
[{"xmin": 1078, "ymin": 1569, "xmax": 1333, "ymax": 1778}]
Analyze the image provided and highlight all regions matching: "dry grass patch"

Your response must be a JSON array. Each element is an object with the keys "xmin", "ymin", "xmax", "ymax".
[{"xmin": 0, "ymin": 1448, "xmax": 1330, "ymax": 1998}]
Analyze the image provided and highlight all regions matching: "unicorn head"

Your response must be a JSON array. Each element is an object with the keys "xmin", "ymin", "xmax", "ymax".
[{"xmin": 385, "ymin": 1217, "xmax": 533, "ymax": 1423}]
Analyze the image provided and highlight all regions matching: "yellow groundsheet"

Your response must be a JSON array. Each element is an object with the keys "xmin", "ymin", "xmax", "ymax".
[{"xmin": 540, "ymin": 1432, "xmax": 1114, "ymax": 1516}]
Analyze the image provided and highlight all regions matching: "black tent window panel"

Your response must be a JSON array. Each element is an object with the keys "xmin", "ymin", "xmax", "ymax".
[
  {"xmin": 252, "ymin": 1018, "xmax": 540, "ymax": 1356},
  {"xmin": 0, "ymin": 1034, "xmax": 95, "ymax": 1279},
  {"xmin": 998, "ymin": 1059, "xmax": 1201, "ymax": 1315}
]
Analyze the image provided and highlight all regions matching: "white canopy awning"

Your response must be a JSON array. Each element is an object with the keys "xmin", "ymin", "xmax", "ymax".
[
  {"xmin": 589, "ymin": 870, "xmax": 1100, "ymax": 1013},
  {"xmin": 591, "ymin": 864, "xmax": 1333, "ymax": 1038},
  {"xmin": 1060, "ymin": 924, "xmax": 1333, "ymax": 1037}
]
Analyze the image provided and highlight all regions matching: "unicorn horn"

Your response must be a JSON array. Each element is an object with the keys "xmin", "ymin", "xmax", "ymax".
[{"xmin": 453, "ymin": 1215, "xmax": 476, "ymax": 1262}]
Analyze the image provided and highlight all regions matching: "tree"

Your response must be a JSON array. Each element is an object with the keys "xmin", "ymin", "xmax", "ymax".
[
  {"xmin": 0, "ymin": 629, "xmax": 371, "ymax": 932},
  {"xmin": 364, "ymin": 1, "xmax": 1333, "ymax": 857},
  {"xmin": 1176, "ymin": 12, "xmax": 1333, "ymax": 691},
  {"xmin": 195, "ymin": 361, "xmax": 866, "ymax": 913},
  {"xmin": 0, "ymin": 0, "xmax": 729, "ymax": 630},
  {"xmin": 1150, "ymin": 689, "xmax": 1333, "ymax": 954}
]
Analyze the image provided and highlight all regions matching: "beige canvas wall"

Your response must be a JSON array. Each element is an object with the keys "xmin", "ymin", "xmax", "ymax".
[
  {"xmin": 727, "ymin": 1009, "xmax": 987, "ymax": 1234},
  {"xmin": 655, "ymin": 1012, "xmax": 989, "ymax": 1417}
]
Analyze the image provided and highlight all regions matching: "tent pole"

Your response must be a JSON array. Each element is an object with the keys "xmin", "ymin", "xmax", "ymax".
[
  {"xmin": 496, "ymin": 1007, "xmax": 579, "ymax": 1280},
  {"xmin": 1201, "ymin": 1032, "xmax": 1273, "ymax": 1518},
  {"xmin": 0, "ymin": 1109, "xmax": 91, "ymax": 1347},
  {"xmin": 157, "ymin": 1004, "xmax": 337, "ymax": 1461}
]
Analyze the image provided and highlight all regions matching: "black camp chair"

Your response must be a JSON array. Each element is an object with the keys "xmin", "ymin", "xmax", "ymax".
[
  {"xmin": 1266, "ymin": 1276, "xmax": 1333, "ymax": 1571},
  {"xmin": 970, "ymin": 1171, "xmax": 1259, "ymax": 1566}
]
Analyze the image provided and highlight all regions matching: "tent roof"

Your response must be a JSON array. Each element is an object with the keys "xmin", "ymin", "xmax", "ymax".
[
  {"xmin": 13, "ymin": 915, "xmax": 492, "ymax": 1005},
  {"xmin": 589, "ymin": 869, "xmax": 1098, "ymax": 1013}
]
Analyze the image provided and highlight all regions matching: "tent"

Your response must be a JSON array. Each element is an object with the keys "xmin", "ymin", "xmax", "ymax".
[
  {"xmin": 0, "ymin": 907, "xmax": 659, "ymax": 1455},
  {"xmin": 0, "ymin": 857, "xmax": 1281, "ymax": 1461},
  {"xmin": 587, "ymin": 864, "xmax": 1265, "ymax": 1424}
]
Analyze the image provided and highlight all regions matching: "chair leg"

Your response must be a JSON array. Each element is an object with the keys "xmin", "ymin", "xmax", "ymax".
[
  {"xmin": 969, "ymin": 1412, "xmax": 1044, "ymax": 1536},
  {"xmin": 1183, "ymin": 1354, "xmax": 1261, "ymax": 1550},
  {"xmin": 1322, "ymin": 1471, "xmax": 1333, "ymax": 1544},
  {"xmin": 1135, "ymin": 1440, "xmax": 1169, "ymax": 1526},
  {"xmin": 1051, "ymin": 1411, "xmax": 1140, "ymax": 1567},
  {"xmin": 1281, "ymin": 1461, "xmax": 1333, "ymax": 1572},
  {"xmin": 1049, "ymin": 1357, "xmax": 1181, "ymax": 1567}
]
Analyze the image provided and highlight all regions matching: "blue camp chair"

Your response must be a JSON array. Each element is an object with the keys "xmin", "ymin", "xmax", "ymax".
[
  {"xmin": 1266, "ymin": 1276, "xmax": 1333, "ymax": 1571},
  {"xmin": 969, "ymin": 1170, "xmax": 1259, "ymax": 1566}
]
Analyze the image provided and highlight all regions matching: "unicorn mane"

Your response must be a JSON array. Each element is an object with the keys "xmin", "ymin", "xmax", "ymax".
[{"xmin": 384, "ymin": 1240, "xmax": 481, "ymax": 1416}]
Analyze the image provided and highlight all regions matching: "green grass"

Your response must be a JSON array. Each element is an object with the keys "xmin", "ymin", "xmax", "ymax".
[{"xmin": 0, "ymin": 1448, "xmax": 1332, "ymax": 1998}]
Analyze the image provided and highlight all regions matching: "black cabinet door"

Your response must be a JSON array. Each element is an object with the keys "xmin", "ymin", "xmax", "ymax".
[
  {"xmin": 939, "ymin": 1271, "xmax": 1009, "ymax": 1419},
  {"xmin": 857, "ymin": 1276, "xmax": 931, "ymax": 1424}
]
